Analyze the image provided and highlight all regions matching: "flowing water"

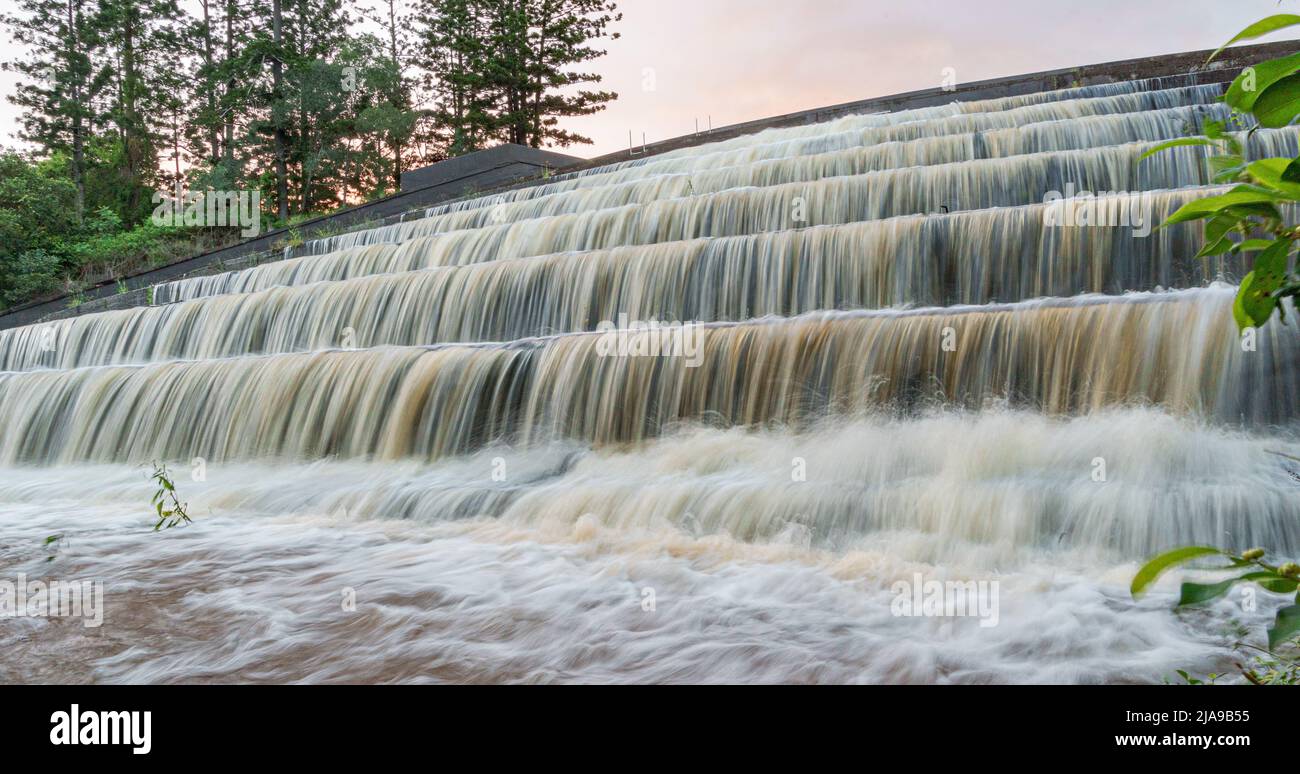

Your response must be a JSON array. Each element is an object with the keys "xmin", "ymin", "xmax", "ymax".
[{"xmin": 2, "ymin": 74, "xmax": 1297, "ymax": 684}]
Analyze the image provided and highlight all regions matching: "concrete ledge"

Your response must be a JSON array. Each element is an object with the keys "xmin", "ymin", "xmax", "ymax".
[{"xmin": 400, "ymin": 144, "xmax": 580, "ymax": 192}]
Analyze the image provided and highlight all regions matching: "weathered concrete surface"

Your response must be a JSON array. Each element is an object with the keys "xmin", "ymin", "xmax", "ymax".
[
  {"xmin": 400, "ymin": 144, "xmax": 579, "ymax": 192},
  {"xmin": 3, "ymin": 40, "xmax": 1293, "ymax": 330}
]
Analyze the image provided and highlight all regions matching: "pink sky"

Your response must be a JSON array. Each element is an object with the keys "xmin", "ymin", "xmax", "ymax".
[{"xmin": 0, "ymin": 0, "xmax": 1294, "ymax": 158}]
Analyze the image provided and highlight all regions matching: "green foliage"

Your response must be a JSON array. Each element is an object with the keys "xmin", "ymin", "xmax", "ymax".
[
  {"xmin": 1143, "ymin": 16, "xmax": 1300, "ymax": 331},
  {"xmin": 3, "ymin": 249, "xmax": 62, "ymax": 306},
  {"xmin": 415, "ymin": 0, "xmax": 621, "ymax": 149},
  {"xmin": 1135, "ymin": 23, "xmax": 1300, "ymax": 682},
  {"xmin": 43, "ymin": 532, "xmax": 65, "ymax": 563},
  {"xmin": 1169, "ymin": 638, "xmax": 1300, "ymax": 685},
  {"xmin": 1133, "ymin": 545, "xmax": 1300, "ymax": 651},
  {"xmin": 0, "ymin": 1, "xmax": 622, "ymax": 308},
  {"xmin": 0, "ymin": 149, "xmax": 251, "ymax": 309},
  {"xmin": 1130, "ymin": 545, "xmax": 1225, "ymax": 597},
  {"xmin": 1170, "ymin": 668, "xmax": 1223, "ymax": 685},
  {"xmin": 1238, "ymin": 639, "xmax": 1300, "ymax": 684},
  {"xmin": 1208, "ymin": 14, "xmax": 1300, "ymax": 62},
  {"xmin": 149, "ymin": 462, "xmax": 193, "ymax": 531}
]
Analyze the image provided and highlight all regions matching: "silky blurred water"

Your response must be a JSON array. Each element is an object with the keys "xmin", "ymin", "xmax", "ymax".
[{"xmin": 1, "ymin": 74, "xmax": 1295, "ymax": 684}]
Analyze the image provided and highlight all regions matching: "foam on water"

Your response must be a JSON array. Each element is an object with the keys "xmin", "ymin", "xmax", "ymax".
[{"xmin": 0, "ymin": 409, "xmax": 1294, "ymax": 683}]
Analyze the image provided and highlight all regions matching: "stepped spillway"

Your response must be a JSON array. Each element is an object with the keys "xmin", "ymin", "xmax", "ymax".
[{"xmin": 3, "ymin": 71, "xmax": 1297, "ymax": 684}]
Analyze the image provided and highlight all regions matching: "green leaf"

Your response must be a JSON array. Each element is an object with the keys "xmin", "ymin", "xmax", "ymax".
[
  {"xmin": 1161, "ymin": 185, "xmax": 1286, "ymax": 227},
  {"xmin": 1208, "ymin": 15, "xmax": 1300, "ymax": 62},
  {"xmin": 1178, "ymin": 578, "xmax": 1239, "ymax": 606},
  {"xmin": 1282, "ymin": 157, "xmax": 1300, "ymax": 184},
  {"xmin": 1225, "ymin": 51, "xmax": 1300, "ymax": 113},
  {"xmin": 1132, "ymin": 546, "xmax": 1224, "ymax": 598},
  {"xmin": 1267, "ymin": 604, "xmax": 1300, "ymax": 649},
  {"xmin": 1139, "ymin": 136, "xmax": 1216, "ymax": 160},
  {"xmin": 1252, "ymin": 73, "xmax": 1300, "ymax": 128},
  {"xmin": 1201, "ymin": 121, "xmax": 1244, "ymax": 155},
  {"xmin": 1253, "ymin": 237, "xmax": 1293, "ymax": 288},
  {"xmin": 1208, "ymin": 154, "xmax": 1245, "ymax": 179},
  {"xmin": 1195, "ymin": 214, "xmax": 1238, "ymax": 257},
  {"xmin": 1196, "ymin": 236, "xmax": 1235, "ymax": 258},
  {"xmin": 1235, "ymin": 271, "xmax": 1279, "ymax": 330},
  {"xmin": 1234, "ymin": 238, "xmax": 1276, "ymax": 253},
  {"xmin": 1238, "ymin": 570, "xmax": 1300, "ymax": 594},
  {"xmin": 1247, "ymin": 157, "xmax": 1300, "ymax": 198},
  {"xmin": 1206, "ymin": 213, "xmax": 1236, "ymax": 240}
]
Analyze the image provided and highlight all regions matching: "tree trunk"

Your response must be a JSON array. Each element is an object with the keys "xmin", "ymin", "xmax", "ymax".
[
  {"xmin": 67, "ymin": 0, "xmax": 85, "ymax": 222},
  {"xmin": 202, "ymin": 0, "xmax": 219, "ymax": 164},
  {"xmin": 387, "ymin": 0, "xmax": 403, "ymax": 189},
  {"xmin": 223, "ymin": 0, "xmax": 235, "ymax": 161},
  {"xmin": 121, "ymin": 1, "xmax": 143, "ymax": 215},
  {"xmin": 271, "ymin": 0, "xmax": 289, "ymax": 221}
]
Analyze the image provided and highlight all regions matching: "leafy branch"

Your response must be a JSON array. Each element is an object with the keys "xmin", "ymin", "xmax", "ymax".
[
  {"xmin": 150, "ymin": 462, "xmax": 193, "ymax": 531},
  {"xmin": 1132, "ymin": 545, "xmax": 1300, "ymax": 650},
  {"xmin": 1141, "ymin": 13, "xmax": 1300, "ymax": 330}
]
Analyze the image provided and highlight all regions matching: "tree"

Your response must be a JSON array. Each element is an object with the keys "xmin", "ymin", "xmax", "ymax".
[
  {"xmin": 268, "ymin": 0, "xmax": 290, "ymax": 219},
  {"xmin": 359, "ymin": 0, "xmax": 428, "ymax": 189},
  {"xmin": 182, "ymin": 0, "xmax": 256, "ymax": 192},
  {"xmin": 1, "ymin": 0, "xmax": 105, "ymax": 222},
  {"xmin": 94, "ymin": 0, "xmax": 185, "ymax": 222},
  {"xmin": 0, "ymin": 151, "xmax": 80, "ymax": 304},
  {"xmin": 416, "ymin": 0, "xmax": 495, "ymax": 155},
  {"xmin": 415, "ymin": 0, "xmax": 621, "ymax": 151},
  {"xmin": 512, "ymin": 0, "xmax": 621, "ymax": 148}
]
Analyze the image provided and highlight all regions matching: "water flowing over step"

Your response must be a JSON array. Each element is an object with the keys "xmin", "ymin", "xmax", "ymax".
[
  {"xmin": 565, "ymin": 73, "xmax": 1215, "ymax": 175},
  {"xmin": 4, "ymin": 65, "xmax": 1299, "ymax": 685},
  {"xmin": 0, "ymin": 188, "xmax": 1245, "ymax": 371},
  {"xmin": 299, "ymin": 83, "xmax": 1228, "ymax": 258},
  {"xmin": 2, "ymin": 287, "xmax": 1295, "ymax": 467},
  {"xmin": 153, "ymin": 129, "xmax": 1296, "ymax": 304},
  {"xmin": 426, "ymin": 87, "xmax": 1228, "ymax": 220},
  {"xmin": 383, "ymin": 104, "xmax": 1231, "ymax": 237}
]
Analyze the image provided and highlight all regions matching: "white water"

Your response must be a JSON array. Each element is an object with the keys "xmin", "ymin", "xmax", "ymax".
[
  {"xmin": 2, "ymin": 73, "xmax": 1296, "ymax": 684},
  {"xmin": 3, "ymin": 409, "xmax": 1294, "ymax": 683}
]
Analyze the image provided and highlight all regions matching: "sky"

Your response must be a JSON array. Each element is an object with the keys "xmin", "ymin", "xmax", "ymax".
[{"xmin": 0, "ymin": 0, "xmax": 1295, "ymax": 159}]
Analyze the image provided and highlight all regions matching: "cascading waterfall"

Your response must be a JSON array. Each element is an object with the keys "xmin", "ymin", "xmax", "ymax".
[
  {"xmin": 2, "ymin": 287, "xmax": 1296, "ymax": 467},
  {"xmin": 4, "ymin": 71, "xmax": 1298, "ymax": 684},
  {"xmin": 155, "ymin": 128, "xmax": 1297, "ymax": 304},
  {"xmin": 328, "ymin": 83, "xmax": 1228, "ymax": 256},
  {"xmin": 0, "ymin": 188, "xmax": 1245, "ymax": 371},
  {"xmin": 391, "ymin": 104, "xmax": 1231, "ymax": 237},
  {"xmin": 561, "ymin": 74, "xmax": 1214, "ymax": 175},
  {"xmin": 422, "ymin": 85, "xmax": 1227, "ymax": 216}
]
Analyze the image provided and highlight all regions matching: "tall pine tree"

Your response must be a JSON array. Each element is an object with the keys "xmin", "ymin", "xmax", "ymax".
[
  {"xmin": 415, "ymin": 0, "xmax": 619, "ymax": 151},
  {"xmin": 2, "ymin": 0, "xmax": 105, "ymax": 221}
]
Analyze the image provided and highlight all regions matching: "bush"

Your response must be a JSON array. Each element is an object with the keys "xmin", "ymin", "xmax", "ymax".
[{"xmin": 1, "ymin": 249, "xmax": 62, "ymax": 306}]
